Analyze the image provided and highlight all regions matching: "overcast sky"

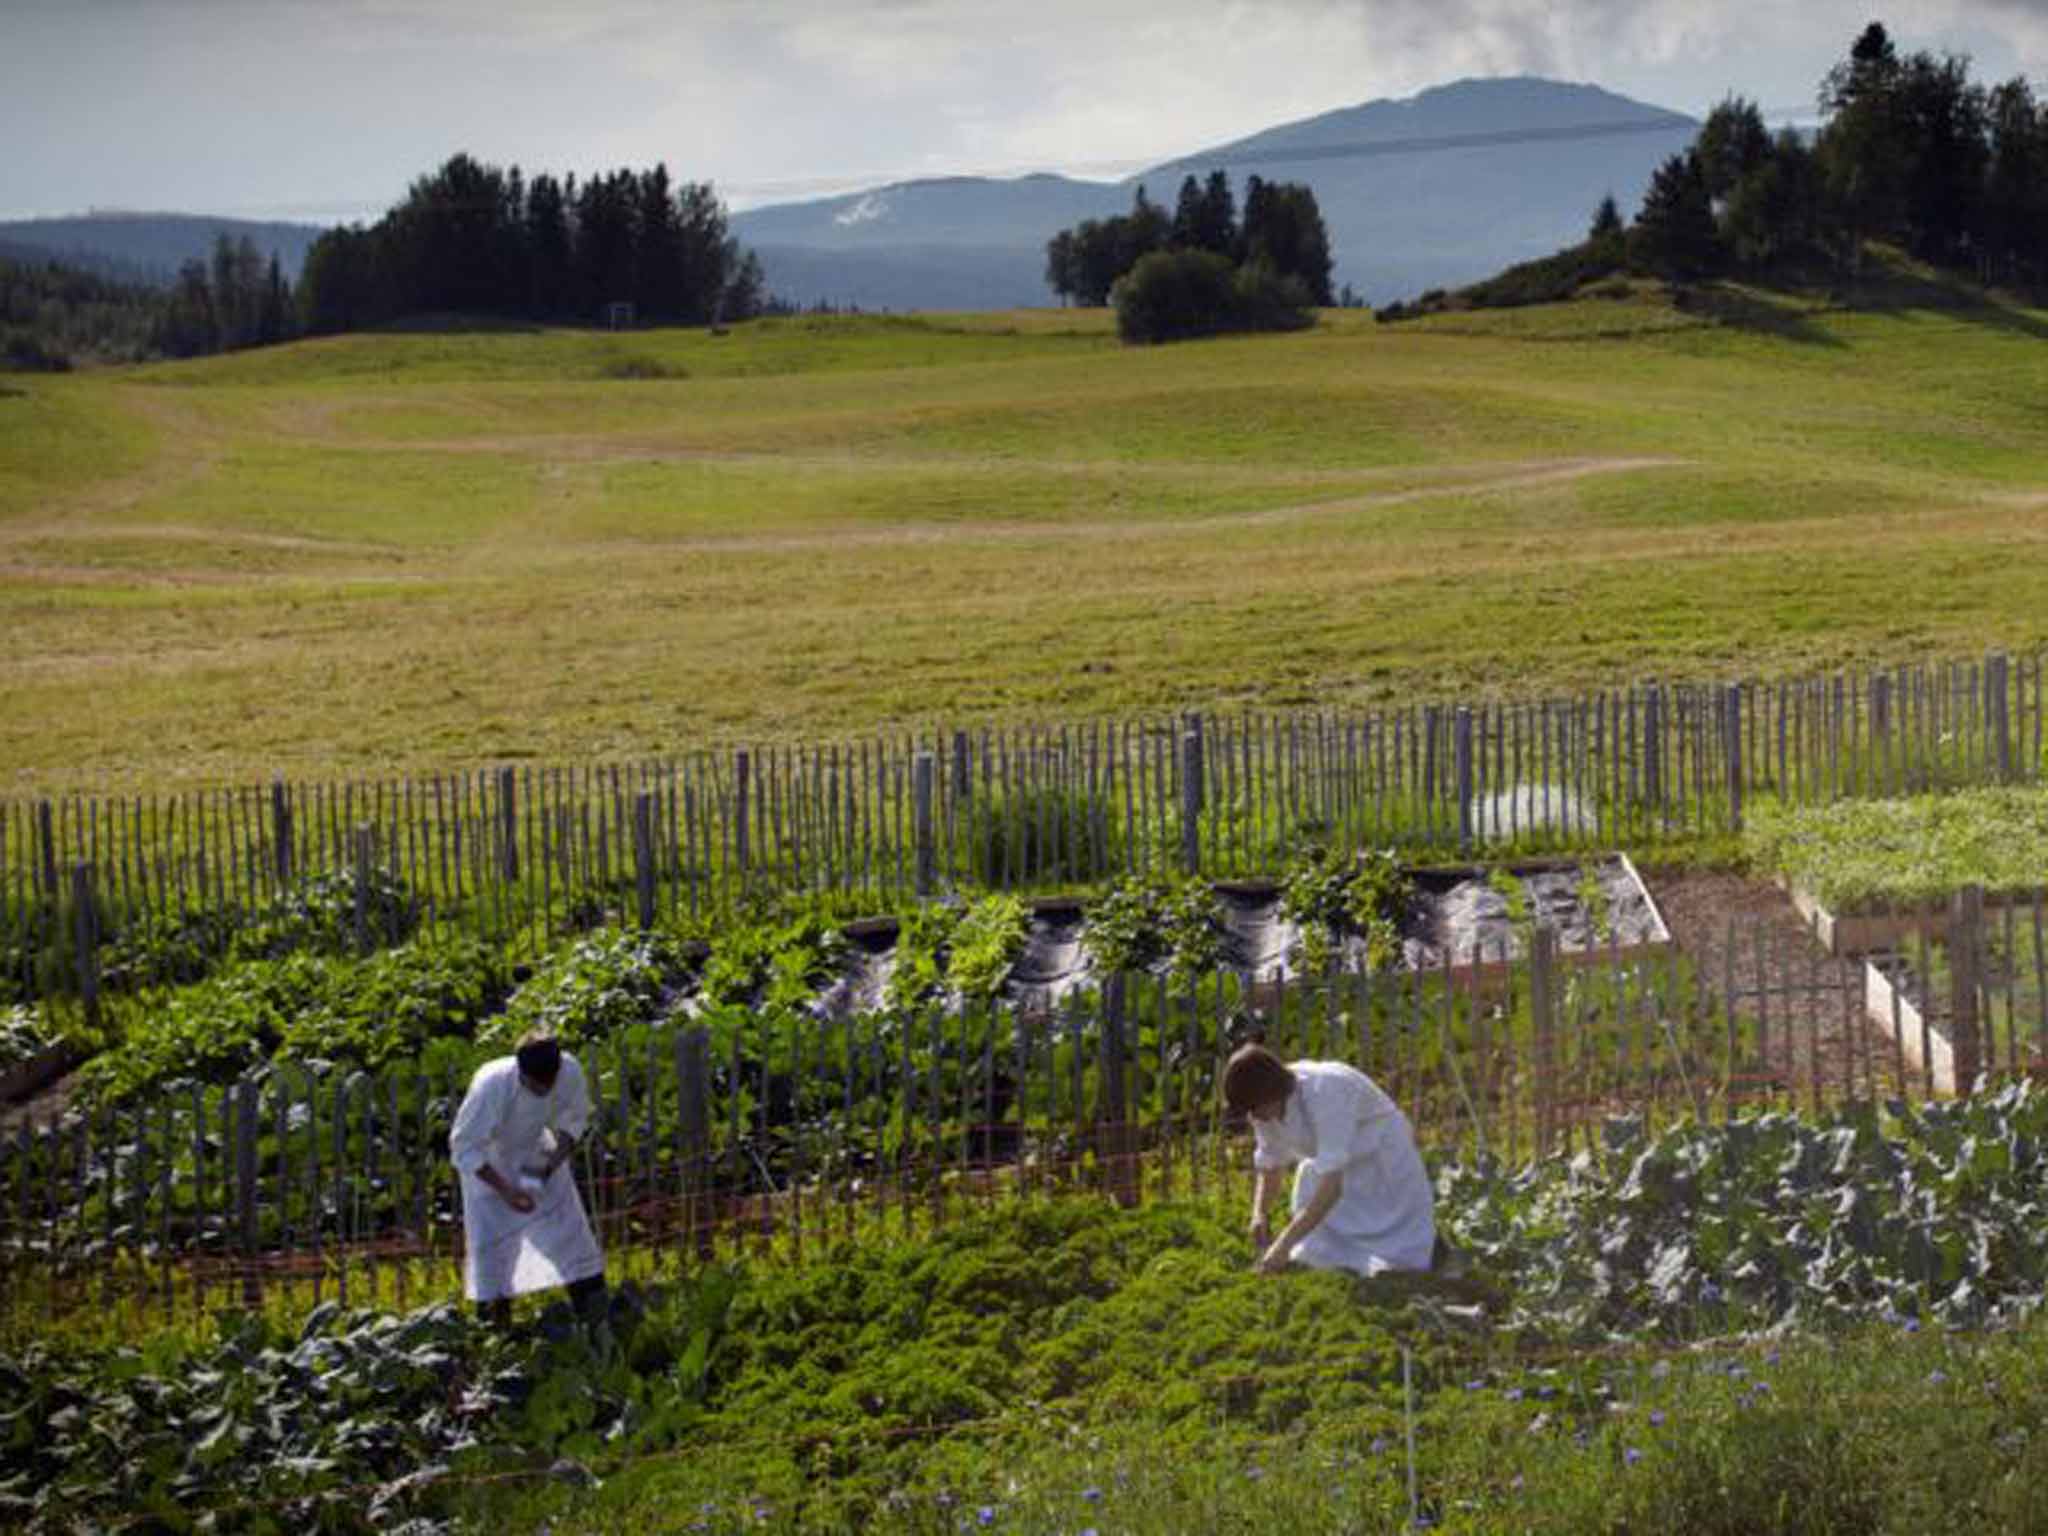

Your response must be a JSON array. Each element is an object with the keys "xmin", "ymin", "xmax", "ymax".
[{"xmin": 4, "ymin": 0, "xmax": 2047, "ymax": 224}]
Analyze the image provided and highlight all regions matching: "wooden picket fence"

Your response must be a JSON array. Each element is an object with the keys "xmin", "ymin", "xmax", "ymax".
[
  {"xmin": 7, "ymin": 900, "xmax": 2031, "ymax": 1319},
  {"xmin": 2, "ymin": 648, "xmax": 2039, "ymax": 1014}
]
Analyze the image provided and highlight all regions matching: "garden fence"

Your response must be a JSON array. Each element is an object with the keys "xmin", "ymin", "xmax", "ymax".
[
  {"xmin": 3, "ymin": 647, "xmax": 2039, "ymax": 1013},
  {"xmin": 4, "ymin": 896, "xmax": 2036, "ymax": 1319}
]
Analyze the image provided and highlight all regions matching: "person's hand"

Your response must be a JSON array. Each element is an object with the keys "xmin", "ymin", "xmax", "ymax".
[
  {"xmin": 1254, "ymin": 1239, "xmax": 1291, "ymax": 1276},
  {"xmin": 499, "ymin": 1186, "xmax": 536, "ymax": 1214},
  {"xmin": 1249, "ymin": 1216, "xmax": 1272, "ymax": 1251}
]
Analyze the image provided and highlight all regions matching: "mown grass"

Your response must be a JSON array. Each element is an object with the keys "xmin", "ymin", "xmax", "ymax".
[{"xmin": 6, "ymin": 285, "xmax": 2048, "ymax": 791}]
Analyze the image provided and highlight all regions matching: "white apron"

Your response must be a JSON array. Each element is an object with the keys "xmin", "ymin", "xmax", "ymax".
[
  {"xmin": 449, "ymin": 1055, "xmax": 606, "ymax": 1302},
  {"xmin": 1253, "ymin": 1060, "xmax": 1435, "ymax": 1275}
]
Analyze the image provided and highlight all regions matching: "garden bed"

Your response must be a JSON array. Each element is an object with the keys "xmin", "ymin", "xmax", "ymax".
[
  {"xmin": 1752, "ymin": 786, "xmax": 2048, "ymax": 955},
  {"xmin": 808, "ymin": 854, "xmax": 1672, "ymax": 1017}
]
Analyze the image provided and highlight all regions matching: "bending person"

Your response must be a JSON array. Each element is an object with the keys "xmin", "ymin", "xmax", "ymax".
[
  {"xmin": 449, "ymin": 1030, "xmax": 607, "ymax": 1327},
  {"xmin": 1222, "ymin": 1043, "xmax": 1435, "ymax": 1277}
]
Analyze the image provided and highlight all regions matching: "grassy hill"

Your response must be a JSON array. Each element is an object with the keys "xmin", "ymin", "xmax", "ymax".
[{"xmin": 3, "ymin": 289, "xmax": 2048, "ymax": 791}]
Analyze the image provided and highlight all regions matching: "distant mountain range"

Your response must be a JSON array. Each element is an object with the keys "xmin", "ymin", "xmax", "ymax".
[
  {"xmin": 734, "ymin": 77, "xmax": 1698, "ymax": 309},
  {"xmin": 4, "ymin": 77, "xmax": 1697, "ymax": 311},
  {"xmin": 0, "ymin": 213, "xmax": 324, "ymax": 286}
]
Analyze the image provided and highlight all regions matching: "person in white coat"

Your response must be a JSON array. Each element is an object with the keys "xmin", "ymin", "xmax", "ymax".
[
  {"xmin": 1222, "ymin": 1043, "xmax": 1435, "ymax": 1278},
  {"xmin": 449, "ymin": 1031, "xmax": 607, "ymax": 1326}
]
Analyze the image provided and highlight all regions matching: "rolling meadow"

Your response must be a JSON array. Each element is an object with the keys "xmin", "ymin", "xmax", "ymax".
[{"xmin": 5, "ymin": 280, "xmax": 2048, "ymax": 793}]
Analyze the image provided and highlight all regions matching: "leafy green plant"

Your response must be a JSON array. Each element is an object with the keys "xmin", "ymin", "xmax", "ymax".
[
  {"xmin": 1084, "ymin": 874, "xmax": 1224, "ymax": 985},
  {"xmin": 0, "ymin": 1004, "xmax": 53, "ymax": 1073},
  {"xmin": 277, "ymin": 935, "xmax": 511, "ymax": 1068},
  {"xmin": 887, "ymin": 904, "xmax": 965, "ymax": 1011},
  {"xmin": 1281, "ymin": 845, "xmax": 1411, "ymax": 972},
  {"xmin": 98, "ymin": 905, "xmax": 240, "ymax": 992},
  {"xmin": 699, "ymin": 916, "xmax": 845, "ymax": 1010},
  {"xmin": 485, "ymin": 927, "xmax": 693, "ymax": 1049},
  {"xmin": 948, "ymin": 893, "xmax": 1029, "ymax": 1003},
  {"xmin": 79, "ymin": 953, "xmax": 333, "ymax": 1102}
]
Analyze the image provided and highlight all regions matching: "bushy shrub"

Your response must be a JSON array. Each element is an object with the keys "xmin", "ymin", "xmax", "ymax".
[{"xmin": 1113, "ymin": 250, "xmax": 1314, "ymax": 344}]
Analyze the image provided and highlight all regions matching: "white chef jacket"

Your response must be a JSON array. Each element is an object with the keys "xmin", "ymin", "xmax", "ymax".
[
  {"xmin": 1252, "ymin": 1059, "xmax": 1435, "ymax": 1275},
  {"xmin": 448, "ymin": 1054, "xmax": 605, "ymax": 1302}
]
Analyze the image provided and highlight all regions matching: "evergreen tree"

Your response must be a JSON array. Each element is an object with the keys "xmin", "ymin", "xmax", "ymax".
[
  {"xmin": 1241, "ymin": 181, "xmax": 1334, "ymax": 305},
  {"xmin": 1695, "ymin": 97, "xmax": 1773, "ymax": 204},
  {"xmin": 524, "ymin": 173, "xmax": 572, "ymax": 319},
  {"xmin": 1984, "ymin": 78, "xmax": 2048, "ymax": 285},
  {"xmin": 1630, "ymin": 151, "xmax": 1721, "ymax": 280}
]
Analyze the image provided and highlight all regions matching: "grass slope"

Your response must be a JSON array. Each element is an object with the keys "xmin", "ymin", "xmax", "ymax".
[{"xmin": 5, "ymin": 290, "xmax": 2048, "ymax": 789}]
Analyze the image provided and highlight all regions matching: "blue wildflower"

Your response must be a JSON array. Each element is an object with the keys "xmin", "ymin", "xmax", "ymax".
[
  {"xmin": 1082, "ymin": 1487, "xmax": 1103, "ymax": 1503},
  {"xmin": 1504, "ymin": 1387, "xmax": 1523, "ymax": 1402},
  {"xmin": 1649, "ymin": 1411, "xmax": 1665, "ymax": 1427},
  {"xmin": 977, "ymin": 1507, "xmax": 996, "ymax": 1526},
  {"xmin": 1624, "ymin": 1447, "xmax": 1643, "ymax": 1467},
  {"xmin": 1928, "ymin": 1370, "xmax": 1948, "ymax": 1386}
]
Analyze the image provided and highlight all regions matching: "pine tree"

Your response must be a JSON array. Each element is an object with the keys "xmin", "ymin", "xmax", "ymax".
[{"xmin": 1629, "ymin": 152, "xmax": 1722, "ymax": 280}]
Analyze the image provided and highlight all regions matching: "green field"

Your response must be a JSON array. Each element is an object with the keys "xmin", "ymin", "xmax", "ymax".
[{"xmin": 6, "ymin": 282, "xmax": 2048, "ymax": 792}]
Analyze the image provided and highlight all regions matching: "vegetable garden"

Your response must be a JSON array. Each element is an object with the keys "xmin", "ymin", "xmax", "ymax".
[{"xmin": 5, "ymin": 646, "xmax": 2048, "ymax": 1532}]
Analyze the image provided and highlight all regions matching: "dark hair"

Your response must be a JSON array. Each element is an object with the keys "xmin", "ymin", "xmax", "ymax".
[
  {"xmin": 1221, "ymin": 1044, "xmax": 1294, "ymax": 1116},
  {"xmin": 515, "ymin": 1032, "xmax": 563, "ymax": 1084}
]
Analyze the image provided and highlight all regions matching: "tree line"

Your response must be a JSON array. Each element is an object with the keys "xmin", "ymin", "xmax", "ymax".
[
  {"xmin": 1398, "ymin": 19, "xmax": 2048, "ymax": 319},
  {"xmin": 2, "ymin": 234, "xmax": 291, "ymax": 370},
  {"xmin": 1045, "ymin": 171, "xmax": 1337, "ymax": 341},
  {"xmin": 1629, "ymin": 23, "xmax": 2048, "ymax": 285},
  {"xmin": 297, "ymin": 154, "xmax": 763, "ymax": 334}
]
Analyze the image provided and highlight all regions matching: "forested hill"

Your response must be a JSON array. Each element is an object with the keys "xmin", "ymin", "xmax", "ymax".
[
  {"xmin": 0, "ymin": 214, "xmax": 323, "ymax": 286},
  {"xmin": 731, "ymin": 77, "xmax": 1698, "ymax": 309}
]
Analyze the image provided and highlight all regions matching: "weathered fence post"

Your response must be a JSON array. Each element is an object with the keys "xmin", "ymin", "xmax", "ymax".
[
  {"xmin": 1185, "ymin": 713, "xmax": 1206, "ymax": 817},
  {"xmin": 352, "ymin": 825, "xmax": 374, "ymax": 953},
  {"xmin": 914, "ymin": 753, "xmax": 935, "ymax": 897},
  {"xmin": 69, "ymin": 863, "xmax": 99, "ymax": 1030},
  {"xmin": 632, "ymin": 793, "xmax": 656, "ymax": 931},
  {"xmin": 1643, "ymin": 682, "xmax": 1663, "ymax": 810},
  {"xmin": 1724, "ymin": 683, "xmax": 1743, "ymax": 834},
  {"xmin": 235, "ymin": 1075, "xmax": 261, "ymax": 1303},
  {"xmin": 1454, "ymin": 707, "xmax": 1474, "ymax": 856},
  {"xmin": 271, "ymin": 779, "xmax": 293, "ymax": 888},
  {"xmin": 36, "ymin": 801, "xmax": 56, "ymax": 898},
  {"xmin": 1180, "ymin": 728, "xmax": 1202, "ymax": 875},
  {"xmin": 1989, "ymin": 652, "xmax": 2013, "ymax": 782},
  {"xmin": 498, "ymin": 766, "xmax": 519, "ymax": 881},
  {"xmin": 734, "ymin": 749, "xmax": 752, "ymax": 888},
  {"xmin": 1102, "ymin": 974, "xmax": 1137, "ymax": 1208},
  {"xmin": 1530, "ymin": 923, "xmax": 1557, "ymax": 1158},
  {"xmin": 952, "ymin": 730, "xmax": 971, "ymax": 808},
  {"xmin": 1950, "ymin": 884, "xmax": 1985, "ymax": 1095},
  {"xmin": 676, "ymin": 1027, "xmax": 711, "ymax": 1261}
]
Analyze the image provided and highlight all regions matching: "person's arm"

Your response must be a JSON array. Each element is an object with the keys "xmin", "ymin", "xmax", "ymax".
[
  {"xmin": 527, "ymin": 1056, "xmax": 592, "ymax": 1180},
  {"xmin": 476, "ymin": 1161, "xmax": 535, "ymax": 1212},
  {"xmin": 1248, "ymin": 1165, "xmax": 1288, "ymax": 1249},
  {"xmin": 1258, "ymin": 1168, "xmax": 1343, "ymax": 1273},
  {"xmin": 451, "ymin": 1066, "xmax": 534, "ymax": 1212}
]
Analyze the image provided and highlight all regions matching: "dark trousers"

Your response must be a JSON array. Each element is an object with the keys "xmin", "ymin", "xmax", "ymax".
[{"xmin": 477, "ymin": 1273, "xmax": 607, "ymax": 1328}]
